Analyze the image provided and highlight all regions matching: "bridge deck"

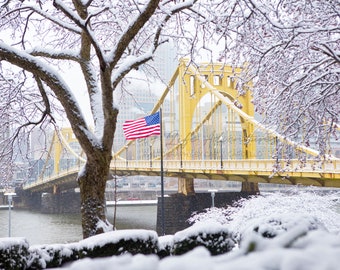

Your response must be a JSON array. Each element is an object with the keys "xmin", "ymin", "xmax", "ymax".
[
  {"xmin": 112, "ymin": 159, "xmax": 340, "ymax": 188},
  {"xmin": 23, "ymin": 159, "xmax": 340, "ymax": 192}
]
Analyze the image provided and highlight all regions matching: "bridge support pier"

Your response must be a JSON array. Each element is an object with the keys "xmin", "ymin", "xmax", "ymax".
[
  {"xmin": 241, "ymin": 181, "xmax": 260, "ymax": 193},
  {"xmin": 178, "ymin": 177, "xmax": 195, "ymax": 195},
  {"xmin": 12, "ymin": 188, "xmax": 41, "ymax": 211},
  {"xmin": 40, "ymin": 191, "xmax": 80, "ymax": 214},
  {"xmin": 41, "ymin": 193, "xmax": 60, "ymax": 213},
  {"xmin": 157, "ymin": 191, "xmax": 256, "ymax": 235}
]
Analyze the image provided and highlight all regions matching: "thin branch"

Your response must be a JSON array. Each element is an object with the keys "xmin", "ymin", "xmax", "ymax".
[
  {"xmin": 109, "ymin": 0, "xmax": 162, "ymax": 70},
  {"xmin": 29, "ymin": 48, "xmax": 81, "ymax": 62}
]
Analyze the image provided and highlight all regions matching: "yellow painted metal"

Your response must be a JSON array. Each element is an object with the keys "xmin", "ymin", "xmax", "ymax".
[
  {"xmin": 113, "ymin": 66, "xmax": 179, "ymax": 159},
  {"xmin": 53, "ymin": 132, "xmax": 61, "ymax": 175},
  {"xmin": 25, "ymin": 60, "xmax": 340, "ymax": 193},
  {"xmin": 185, "ymin": 61, "xmax": 329, "ymax": 159},
  {"xmin": 178, "ymin": 59, "xmax": 256, "ymax": 161},
  {"xmin": 108, "ymin": 159, "xmax": 340, "ymax": 188},
  {"xmin": 52, "ymin": 127, "xmax": 82, "ymax": 175}
]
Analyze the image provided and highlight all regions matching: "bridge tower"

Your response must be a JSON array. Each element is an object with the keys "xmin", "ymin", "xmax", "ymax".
[
  {"xmin": 178, "ymin": 59, "xmax": 256, "ymax": 194},
  {"xmin": 45, "ymin": 128, "xmax": 82, "ymax": 194}
]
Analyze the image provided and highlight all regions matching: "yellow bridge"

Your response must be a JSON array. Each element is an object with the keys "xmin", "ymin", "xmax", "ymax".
[{"xmin": 23, "ymin": 59, "xmax": 340, "ymax": 193}]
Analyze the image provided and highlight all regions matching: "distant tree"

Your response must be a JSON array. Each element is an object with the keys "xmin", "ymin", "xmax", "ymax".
[
  {"xmin": 212, "ymin": 0, "xmax": 340, "ymax": 157},
  {"xmin": 0, "ymin": 0, "xmax": 209, "ymax": 238}
]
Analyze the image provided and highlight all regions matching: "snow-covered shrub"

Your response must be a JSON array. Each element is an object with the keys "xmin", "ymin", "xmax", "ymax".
[
  {"xmin": 157, "ymin": 235, "xmax": 174, "ymax": 258},
  {"xmin": 172, "ymin": 222, "xmax": 236, "ymax": 256},
  {"xmin": 188, "ymin": 188, "xmax": 340, "ymax": 257},
  {"xmin": 238, "ymin": 214, "xmax": 328, "ymax": 255},
  {"xmin": 28, "ymin": 244, "xmax": 76, "ymax": 269},
  {"xmin": 0, "ymin": 237, "xmax": 29, "ymax": 270},
  {"xmin": 188, "ymin": 207, "xmax": 231, "ymax": 225},
  {"xmin": 76, "ymin": 230, "xmax": 158, "ymax": 259},
  {"xmin": 226, "ymin": 189, "xmax": 340, "ymax": 235},
  {"xmin": 291, "ymin": 230, "xmax": 340, "ymax": 250},
  {"xmin": 249, "ymin": 214, "xmax": 325, "ymax": 239},
  {"xmin": 26, "ymin": 230, "xmax": 158, "ymax": 268}
]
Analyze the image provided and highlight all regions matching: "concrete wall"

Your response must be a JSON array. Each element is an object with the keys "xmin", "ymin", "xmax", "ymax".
[
  {"xmin": 156, "ymin": 192, "xmax": 255, "ymax": 235},
  {"xmin": 16, "ymin": 188, "xmax": 257, "ymax": 235},
  {"xmin": 41, "ymin": 192, "xmax": 81, "ymax": 214},
  {"xmin": 13, "ymin": 188, "xmax": 41, "ymax": 211}
]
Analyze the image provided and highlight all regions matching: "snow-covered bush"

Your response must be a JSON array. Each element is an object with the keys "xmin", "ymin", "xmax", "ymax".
[
  {"xmin": 188, "ymin": 207, "xmax": 231, "ymax": 225},
  {"xmin": 26, "ymin": 230, "xmax": 159, "ymax": 268},
  {"xmin": 76, "ymin": 230, "xmax": 158, "ymax": 258},
  {"xmin": 247, "ymin": 214, "xmax": 325, "ymax": 239},
  {"xmin": 0, "ymin": 237, "xmax": 29, "ymax": 270},
  {"xmin": 188, "ymin": 188, "xmax": 340, "ymax": 256},
  {"xmin": 28, "ymin": 244, "xmax": 77, "ymax": 269},
  {"xmin": 239, "ymin": 215, "xmax": 327, "ymax": 255},
  {"xmin": 172, "ymin": 222, "xmax": 236, "ymax": 256},
  {"xmin": 226, "ymin": 189, "xmax": 340, "ymax": 235},
  {"xmin": 157, "ymin": 235, "xmax": 174, "ymax": 258}
]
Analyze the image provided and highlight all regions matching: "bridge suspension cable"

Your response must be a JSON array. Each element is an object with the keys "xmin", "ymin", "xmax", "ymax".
[
  {"xmin": 24, "ymin": 59, "xmax": 340, "ymax": 193},
  {"xmin": 186, "ymin": 63, "xmax": 337, "ymax": 160}
]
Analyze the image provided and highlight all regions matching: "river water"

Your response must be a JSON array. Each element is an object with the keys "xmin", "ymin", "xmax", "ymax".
[
  {"xmin": 1, "ymin": 188, "xmax": 339, "ymax": 246},
  {"xmin": 0, "ymin": 205, "xmax": 157, "ymax": 245}
]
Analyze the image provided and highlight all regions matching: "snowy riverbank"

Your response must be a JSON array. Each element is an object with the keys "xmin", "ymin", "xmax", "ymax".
[{"xmin": 1, "ymin": 187, "xmax": 339, "ymax": 270}]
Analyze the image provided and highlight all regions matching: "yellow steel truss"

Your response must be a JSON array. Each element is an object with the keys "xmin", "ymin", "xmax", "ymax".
[
  {"xmin": 26, "ymin": 60, "xmax": 340, "ymax": 194},
  {"xmin": 178, "ymin": 59, "xmax": 256, "ymax": 161}
]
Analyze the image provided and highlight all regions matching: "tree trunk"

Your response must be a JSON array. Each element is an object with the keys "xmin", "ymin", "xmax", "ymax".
[{"xmin": 77, "ymin": 155, "xmax": 111, "ymax": 239}]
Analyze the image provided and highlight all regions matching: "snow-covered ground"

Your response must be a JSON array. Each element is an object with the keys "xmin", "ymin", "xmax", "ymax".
[
  {"xmin": 56, "ymin": 187, "xmax": 340, "ymax": 270},
  {"xmin": 2, "ymin": 187, "xmax": 339, "ymax": 270}
]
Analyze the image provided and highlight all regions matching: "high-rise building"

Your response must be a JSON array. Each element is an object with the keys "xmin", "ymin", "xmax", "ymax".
[{"xmin": 113, "ymin": 42, "xmax": 178, "ymax": 151}]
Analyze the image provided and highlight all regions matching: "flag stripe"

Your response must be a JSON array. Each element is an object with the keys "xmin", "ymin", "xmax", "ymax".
[{"xmin": 123, "ymin": 111, "xmax": 161, "ymax": 140}]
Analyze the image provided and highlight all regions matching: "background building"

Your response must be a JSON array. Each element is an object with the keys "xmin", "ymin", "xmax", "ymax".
[{"xmin": 113, "ymin": 42, "xmax": 178, "ymax": 152}]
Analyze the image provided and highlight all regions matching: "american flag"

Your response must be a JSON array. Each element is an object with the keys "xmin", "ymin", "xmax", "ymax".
[{"xmin": 123, "ymin": 111, "xmax": 161, "ymax": 140}]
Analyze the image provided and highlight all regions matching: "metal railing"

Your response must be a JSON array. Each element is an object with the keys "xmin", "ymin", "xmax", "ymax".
[
  {"xmin": 23, "ymin": 158, "xmax": 340, "ymax": 191},
  {"xmin": 111, "ymin": 159, "xmax": 340, "ymax": 173}
]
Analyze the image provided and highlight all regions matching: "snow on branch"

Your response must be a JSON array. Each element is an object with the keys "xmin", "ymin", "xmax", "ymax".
[
  {"xmin": 108, "ymin": 0, "xmax": 161, "ymax": 68},
  {"xmin": 9, "ymin": 4, "xmax": 82, "ymax": 34},
  {"xmin": 0, "ymin": 42, "xmax": 95, "ymax": 151},
  {"xmin": 111, "ymin": 52, "xmax": 154, "ymax": 90},
  {"xmin": 312, "ymin": 43, "xmax": 340, "ymax": 64},
  {"xmin": 84, "ymin": 4, "xmax": 110, "ymax": 27},
  {"xmin": 160, "ymin": 0, "xmax": 196, "ymax": 13},
  {"xmin": 109, "ymin": 0, "xmax": 197, "ymax": 87},
  {"xmin": 53, "ymin": 0, "xmax": 108, "ymax": 71},
  {"xmin": 28, "ymin": 47, "xmax": 81, "ymax": 62},
  {"xmin": 53, "ymin": 0, "xmax": 85, "ymax": 28}
]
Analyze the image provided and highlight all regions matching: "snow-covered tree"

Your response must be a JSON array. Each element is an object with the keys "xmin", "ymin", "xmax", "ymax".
[
  {"xmin": 212, "ymin": 0, "xmax": 339, "ymax": 157},
  {"xmin": 0, "ymin": 0, "xmax": 210, "ymax": 238},
  {"xmin": 0, "ymin": 0, "xmax": 338, "ymax": 239}
]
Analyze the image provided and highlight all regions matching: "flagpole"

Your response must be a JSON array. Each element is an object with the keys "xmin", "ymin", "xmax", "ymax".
[{"xmin": 160, "ymin": 107, "xmax": 165, "ymax": 235}]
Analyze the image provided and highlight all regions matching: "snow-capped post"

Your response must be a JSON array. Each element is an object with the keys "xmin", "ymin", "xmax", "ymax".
[
  {"xmin": 208, "ymin": 189, "xmax": 217, "ymax": 208},
  {"xmin": 4, "ymin": 192, "xmax": 16, "ymax": 237}
]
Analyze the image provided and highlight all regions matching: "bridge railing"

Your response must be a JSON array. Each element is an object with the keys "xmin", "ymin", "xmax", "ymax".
[
  {"xmin": 23, "ymin": 164, "xmax": 83, "ymax": 190},
  {"xmin": 111, "ymin": 159, "xmax": 340, "ymax": 174},
  {"xmin": 25, "ymin": 158, "xmax": 339, "ymax": 190}
]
